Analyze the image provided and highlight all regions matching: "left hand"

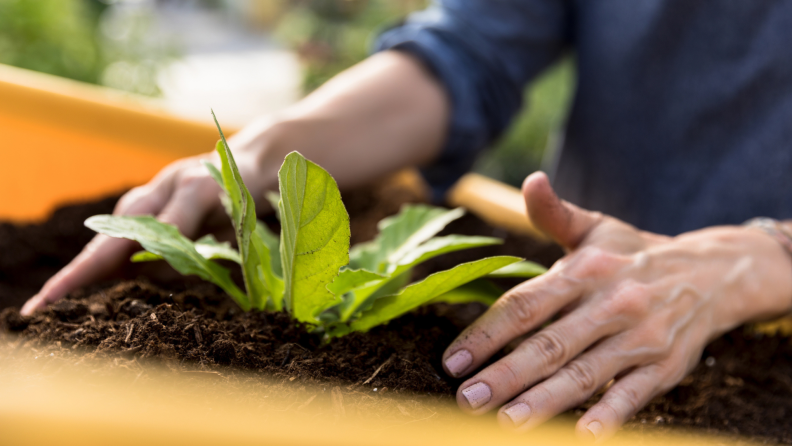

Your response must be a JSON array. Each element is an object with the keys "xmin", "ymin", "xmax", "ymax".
[{"xmin": 442, "ymin": 172, "xmax": 792, "ymax": 442}]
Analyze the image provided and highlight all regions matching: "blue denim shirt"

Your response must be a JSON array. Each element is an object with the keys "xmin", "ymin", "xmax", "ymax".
[{"xmin": 374, "ymin": 0, "xmax": 792, "ymax": 236}]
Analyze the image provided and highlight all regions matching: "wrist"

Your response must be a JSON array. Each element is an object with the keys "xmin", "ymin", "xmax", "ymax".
[{"xmin": 742, "ymin": 218, "xmax": 792, "ymax": 316}]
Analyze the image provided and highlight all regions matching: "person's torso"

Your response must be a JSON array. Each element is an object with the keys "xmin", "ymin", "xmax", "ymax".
[{"xmin": 553, "ymin": 0, "xmax": 792, "ymax": 235}]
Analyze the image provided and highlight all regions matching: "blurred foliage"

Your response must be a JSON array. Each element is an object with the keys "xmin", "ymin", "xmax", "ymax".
[
  {"xmin": 474, "ymin": 58, "xmax": 575, "ymax": 187},
  {"xmin": 0, "ymin": 0, "xmax": 175, "ymax": 96},
  {"xmin": 275, "ymin": 0, "xmax": 427, "ymax": 91},
  {"xmin": 275, "ymin": 0, "xmax": 575, "ymax": 186},
  {"xmin": 0, "ymin": 0, "xmax": 104, "ymax": 83}
]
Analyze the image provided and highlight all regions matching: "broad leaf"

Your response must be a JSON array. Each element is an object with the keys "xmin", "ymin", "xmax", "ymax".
[
  {"xmin": 212, "ymin": 112, "xmax": 268, "ymax": 309},
  {"xmin": 429, "ymin": 279, "xmax": 503, "ymax": 306},
  {"xmin": 279, "ymin": 152, "xmax": 350, "ymax": 323},
  {"xmin": 131, "ymin": 234, "xmax": 240, "ymax": 264},
  {"xmin": 349, "ymin": 256, "xmax": 521, "ymax": 332},
  {"xmin": 349, "ymin": 205, "xmax": 465, "ymax": 272},
  {"xmin": 485, "ymin": 261, "xmax": 547, "ymax": 279},
  {"xmin": 86, "ymin": 215, "xmax": 249, "ymax": 310}
]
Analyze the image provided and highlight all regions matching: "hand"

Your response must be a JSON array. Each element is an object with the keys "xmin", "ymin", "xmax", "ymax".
[
  {"xmin": 20, "ymin": 118, "xmax": 280, "ymax": 316},
  {"xmin": 442, "ymin": 172, "xmax": 792, "ymax": 442}
]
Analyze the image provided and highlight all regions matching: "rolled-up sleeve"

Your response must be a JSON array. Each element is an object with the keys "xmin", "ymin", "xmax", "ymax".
[{"xmin": 374, "ymin": 0, "xmax": 571, "ymax": 198}]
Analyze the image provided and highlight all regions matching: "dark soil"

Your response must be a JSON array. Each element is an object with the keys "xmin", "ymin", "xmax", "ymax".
[{"xmin": 2, "ymin": 177, "xmax": 792, "ymax": 443}]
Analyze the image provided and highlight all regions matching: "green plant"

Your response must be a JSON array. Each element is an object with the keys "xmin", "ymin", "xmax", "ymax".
[{"xmin": 85, "ymin": 115, "xmax": 546, "ymax": 336}]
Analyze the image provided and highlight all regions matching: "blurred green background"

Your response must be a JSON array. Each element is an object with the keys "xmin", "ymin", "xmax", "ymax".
[{"xmin": 0, "ymin": 0, "xmax": 574, "ymax": 187}]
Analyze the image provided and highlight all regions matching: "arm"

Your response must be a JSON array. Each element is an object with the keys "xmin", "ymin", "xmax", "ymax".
[{"xmin": 21, "ymin": 51, "xmax": 448, "ymax": 315}]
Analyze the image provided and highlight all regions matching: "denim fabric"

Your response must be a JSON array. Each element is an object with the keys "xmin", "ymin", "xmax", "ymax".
[{"xmin": 374, "ymin": 0, "xmax": 792, "ymax": 236}]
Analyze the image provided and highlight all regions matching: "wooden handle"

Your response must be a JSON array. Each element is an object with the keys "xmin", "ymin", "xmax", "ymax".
[{"xmin": 447, "ymin": 173, "xmax": 548, "ymax": 241}]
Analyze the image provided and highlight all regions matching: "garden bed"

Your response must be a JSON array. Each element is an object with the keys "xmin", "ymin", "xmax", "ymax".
[{"xmin": 1, "ymin": 177, "xmax": 792, "ymax": 444}]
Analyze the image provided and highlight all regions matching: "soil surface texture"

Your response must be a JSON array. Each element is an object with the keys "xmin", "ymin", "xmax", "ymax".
[{"xmin": 2, "ymin": 178, "xmax": 792, "ymax": 444}]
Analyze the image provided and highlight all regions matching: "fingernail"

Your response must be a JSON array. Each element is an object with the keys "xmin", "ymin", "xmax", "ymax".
[
  {"xmin": 503, "ymin": 403, "xmax": 531, "ymax": 426},
  {"xmin": 461, "ymin": 382, "xmax": 491, "ymax": 409},
  {"xmin": 445, "ymin": 349, "xmax": 473, "ymax": 377},
  {"xmin": 586, "ymin": 421, "xmax": 603, "ymax": 441}
]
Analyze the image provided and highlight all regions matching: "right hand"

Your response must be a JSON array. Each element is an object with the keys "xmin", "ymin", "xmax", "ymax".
[{"xmin": 20, "ymin": 119, "xmax": 278, "ymax": 316}]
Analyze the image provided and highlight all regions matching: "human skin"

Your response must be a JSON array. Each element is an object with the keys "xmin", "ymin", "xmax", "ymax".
[
  {"xmin": 444, "ymin": 172, "xmax": 792, "ymax": 441},
  {"xmin": 21, "ymin": 50, "xmax": 792, "ymax": 442}
]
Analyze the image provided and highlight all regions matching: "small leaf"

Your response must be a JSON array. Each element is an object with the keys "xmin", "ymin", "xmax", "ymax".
[
  {"xmin": 350, "ymin": 256, "xmax": 521, "ymax": 332},
  {"xmin": 485, "ymin": 261, "xmax": 547, "ymax": 279},
  {"xmin": 429, "ymin": 279, "xmax": 503, "ymax": 305},
  {"xmin": 202, "ymin": 160, "xmax": 234, "ymax": 217},
  {"xmin": 130, "ymin": 234, "xmax": 240, "ymax": 264},
  {"xmin": 212, "ymin": 112, "xmax": 268, "ymax": 310},
  {"xmin": 388, "ymin": 235, "xmax": 501, "ymax": 276},
  {"xmin": 279, "ymin": 152, "xmax": 350, "ymax": 323},
  {"xmin": 130, "ymin": 251, "xmax": 162, "ymax": 262},
  {"xmin": 341, "ymin": 235, "xmax": 501, "ymax": 321},
  {"xmin": 252, "ymin": 222, "xmax": 284, "ymax": 310},
  {"xmin": 349, "ymin": 205, "xmax": 465, "ymax": 272},
  {"xmin": 266, "ymin": 191, "xmax": 281, "ymax": 220},
  {"xmin": 86, "ymin": 215, "xmax": 249, "ymax": 311},
  {"xmin": 328, "ymin": 269, "xmax": 386, "ymax": 297},
  {"xmin": 202, "ymin": 160, "xmax": 224, "ymax": 188}
]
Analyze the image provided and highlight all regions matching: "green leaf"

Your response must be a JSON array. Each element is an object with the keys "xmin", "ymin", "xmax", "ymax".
[
  {"xmin": 328, "ymin": 269, "xmax": 386, "ymax": 297},
  {"xmin": 132, "ymin": 234, "xmax": 241, "ymax": 264},
  {"xmin": 350, "ymin": 256, "xmax": 521, "ymax": 332},
  {"xmin": 387, "ymin": 235, "xmax": 501, "ymax": 276},
  {"xmin": 86, "ymin": 215, "xmax": 249, "ymax": 311},
  {"xmin": 349, "ymin": 205, "xmax": 465, "ymax": 272},
  {"xmin": 201, "ymin": 160, "xmax": 233, "ymax": 218},
  {"xmin": 339, "ymin": 235, "xmax": 502, "ymax": 321},
  {"xmin": 485, "ymin": 261, "xmax": 547, "ymax": 279},
  {"xmin": 266, "ymin": 191, "xmax": 281, "ymax": 220},
  {"xmin": 251, "ymin": 222, "xmax": 284, "ymax": 310},
  {"xmin": 279, "ymin": 152, "xmax": 350, "ymax": 323},
  {"xmin": 212, "ymin": 112, "xmax": 268, "ymax": 310},
  {"xmin": 429, "ymin": 279, "xmax": 503, "ymax": 306},
  {"xmin": 201, "ymin": 160, "xmax": 224, "ymax": 187}
]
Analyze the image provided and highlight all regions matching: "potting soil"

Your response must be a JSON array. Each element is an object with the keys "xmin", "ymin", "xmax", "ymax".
[{"xmin": 1, "ymin": 180, "xmax": 791, "ymax": 444}]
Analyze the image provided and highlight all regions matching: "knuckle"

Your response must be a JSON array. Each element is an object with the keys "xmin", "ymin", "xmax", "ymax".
[
  {"xmin": 529, "ymin": 330, "xmax": 569, "ymax": 369},
  {"xmin": 609, "ymin": 385, "xmax": 643, "ymax": 416},
  {"xmin": 563, "ymin": 360, "xmax": 599, "ymax": 394},
  {"xmin": 498, "ymin": 291, "xmax": 541, "ymax": 327},
  {"xmin": 601, "ymin": 280, "xmax": 651, "ymax": 320},
  {"xmin": 489, "ymin": 358, "xmax": 524, "ymax": 390},
  {"xmin": 566, "ymin": 246, "xmax": 623, "ymax": 279},
  {"xmin": 114, "ymin": 186, "xmax": 149, "ymax": 214}
]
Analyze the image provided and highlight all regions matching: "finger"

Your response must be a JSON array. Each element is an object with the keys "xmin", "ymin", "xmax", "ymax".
[
  {"xmin": 20, "ymin": 176, "xmax": 179, "ymax": 315},
  {"xmin": 156, "ymin": 171, "xmax": 220, "ymax": 238},
  {"xmin": 575, "ymin": 365, "xmax": 666, "ymax": 443},
  {"xmin": 496, "ymin": 345, "xmax": 626, "ymax": 431},
  {"xmin": 443, "ymin": 244, "xmax": 630, "ymax": 380},
  {"xmin": 20, "ymin": 235, "xmax": 137, "ymax": 315},
  {"xmin": 453, "ymin": 286, "xmax": 635, "ymax": 414},
  {"xmin": 442, "ymin": 271, "xmax": 584, "ymax": 379},
  {"xmin": 522, "ymin": 171, "xmax": 603, "ymax": 250}
]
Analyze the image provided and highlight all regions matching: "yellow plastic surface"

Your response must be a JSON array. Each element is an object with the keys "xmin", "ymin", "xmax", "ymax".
[
  {"xmin": 0, "ymin": 63, "xmax": 230, "ymax": 222},
  {"xmin": 0, "ymin": 351, "xmax": 740, "ymax": 446}
]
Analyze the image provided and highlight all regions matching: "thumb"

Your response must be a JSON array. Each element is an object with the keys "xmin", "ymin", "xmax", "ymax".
[{"xmin": 522, "ymin": 171, "xmax": 602, "ymax": 250}]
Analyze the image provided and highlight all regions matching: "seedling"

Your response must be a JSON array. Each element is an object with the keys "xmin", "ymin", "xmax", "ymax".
[{"xmin": 85, "ymin": 114, "xmax": 546, "ymax": 336}]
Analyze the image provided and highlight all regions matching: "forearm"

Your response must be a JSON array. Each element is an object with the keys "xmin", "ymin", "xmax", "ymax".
[{"xmin": 231, "ymin": 51, "xmax": 449, "ymax": 194}]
